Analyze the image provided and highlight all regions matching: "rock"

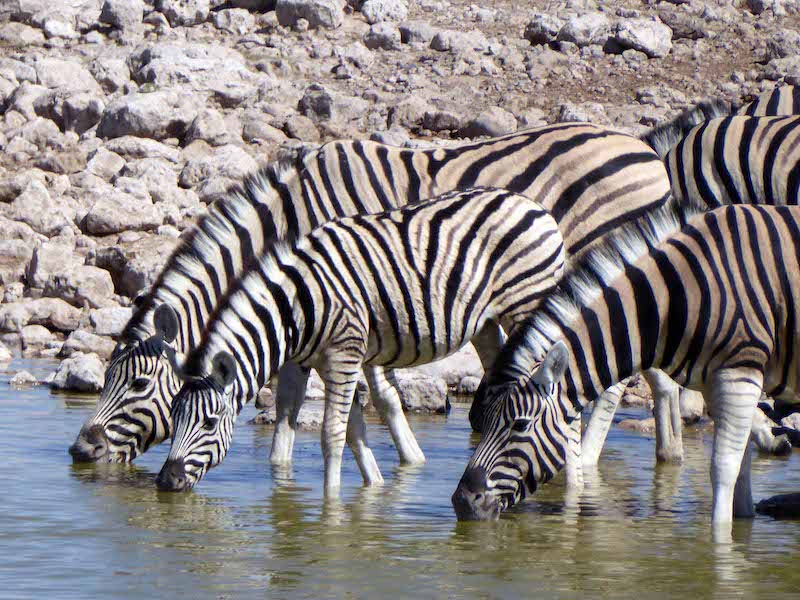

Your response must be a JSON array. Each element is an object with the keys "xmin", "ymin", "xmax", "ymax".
[
  {"xmin": 0, "ymin": 240, "xmax": 36, "ymax": 286},
  {"xmin": 242, "ymin": 118, "xmax": 288, "ymax": 144},
  {"xmin": 179, "ymin": 144, "xmax": 259, "ymax": 202},
  {"xmin": 0, "ymin": 298, "xmax": 83, "ymax": 333},
  {"xmin": 364, "ymin": 22, "xmax": 402, "ymax": 50},
  {"xmin": 460, "ymin": 106, "xmax": 517, "ymax": 138},
  {"xmin": 81, "ymin": 188, "xmax": 163, "ymax": 235},
  {"xmin": 86, "ymin": 148, "xmax": 126, "ymax": 181},
  {"xmin": 42, "ymin": 19, "xmax": 80, "ymax": 40},
  {"xmin": 413, "ymin": 345, "xmax": 483, "ymax": 388},
  {"xmin": 0, "ymin": 341, "xmax": 11, "ymax": 362},
  {"xmin": 398, "ymin": 21, "xmax": 435, "ymax": 44},
  {"xmin": 118, "ymin": 158, "xmax": 183, "ymax": 204},
  {"xmin": 767, "ymin": 30, "xmax": 800, "ymax": 60},
  {"xmin": 10, "ymin": 370, "xmax": 38, "ymax": 386},
  {"xmin": 212, "ymin": 8, "xmax": 255, "ymax": 34},
  {"xmin": 33, "ymin": 57, "xmax": 102, "ymax": 95},
  {"xmin": 618, "ymin": 417, "xmax": 656, "ymax": 433},
  {"xmin": 251, "ymin": 400, "xmax": 325, "ymax": 429},
  {"xmin": 50, "ymin": 352, "xmax": 105, "ymax": 393},
  {"xmin": 100, "ymin": 0, "xmax": 144, "ymax": 30},
  {"xmin": 456, "ymin": 375, "xmax": 481, "ymax": 396},
  {"xmin": 679, "ymin": 388, "xmax": 705, "ymax": 422},
  {"xmin": 104, "ymin": 136, "xmax": 181, "ymax": 163},
  {"xmin": 43, "ymin": 265, "xmax": 116, "ymax": 309},
  {"xmin": 387, "ymin": 96, "xmax": 433, "ymax": 130},
  {"xmin": 524, "ymin": 13, "xmax": 564, "ymax": 46},
  {"xmin": 423, "ymin": 110, "xmax": 463, "ymax": 132},
  {"xmin": 370, "ymin": 126, "xmax": 409, "ymax": 146},
  {"xmin": 557, "ymin": 12, "xmax": 610, "ymax": 48},
  {"xmin": 275, "ymin": 0, "xmax": 344, "ymax": 29},
  {"xmin": 185, "ymin": 109, "xmax": 232, "ymax": 146},
  {"xmin": 763, "ymin": 56, "xmax": 800, "ymax": 82},
  {"xmin": 130, "ymin": 43, "xmax": 256, "ymax": 92},
  {"xmin": 156, "ymin": 0, "xmax": 210, "ymax": 27},
  {"xmin": 20, "ymin": 324, "xmax": 56, "ymax": 355},
  {"xmin": 89, "ymin": 56, "xmax": 130, "ymax": 94},
  {"xmin": 97, "ymin": 90, "xmax": 199, "ymax": 141},
  {"xmin": 556, "ymin": 101, "xmax": 610, "ymax": 124},
  {"xmin": 26, "ymin": 240, "xmax": 81, "ymax": 289},
  {"xmin": 360, "ymin": 0, "xmax": 408, "ymax": 23},
  {"xmin": 59, "ymin": 329, "xmax": 116, "ymax": 360},
  {"xmin": 621, "ymin": 373, "xmax": 653, "ymax": 408},
  {"xmin": 657, "ymin": 7, "xmax": 707, "ymax": 41},
  {"xmin": 0, "ymin": 22, "xmax": 46, "ymax": 47},
  {"xmin": 6, "ymin": 82, "xmax": 50, "ymax": 121},
  {"xmin": 430, "ymin": 29, "xmax": 488, "ymax": 53},
  {"xmin": 4, "ymin": 180, "xmax": 72, "ymax": 237},
  {"xmin": 614, "ymin": 19, "xmax": 673, "ymax": 59},
  {"xmin": 89, "ymin": 235, "xmax": 178, "ymax": 297},
  {"xmin": 86, "ymin": 306, "xmax": 132, "ymax": 336},
  {"xmin": 394, "ymin": 370, "xmax": 449, "ymax": 413},
  {"xmin": 283, "ymin": 115, "xmax": 321, "ymax": 142}
]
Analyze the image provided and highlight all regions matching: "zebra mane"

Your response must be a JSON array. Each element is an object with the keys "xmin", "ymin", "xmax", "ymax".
[
  {"xmin": 121, "ymin": 154, "xmax": 303, "ymax": 343},
  {"xmin": 640, "ymin": 99, "xmax": 732, "ymax": 159},
  {"xmin": 491, "ymin": 198, "xmax": 706, "ymax": 384}
]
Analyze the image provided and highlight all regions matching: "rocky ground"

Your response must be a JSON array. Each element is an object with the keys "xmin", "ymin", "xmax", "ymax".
[{"xmin": 1, "ymin": 0, "xmax": 800, "ymax": 419}]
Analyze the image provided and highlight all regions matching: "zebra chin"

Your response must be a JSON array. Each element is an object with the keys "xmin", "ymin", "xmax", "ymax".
[
  {"xmin": 155, "ymin": 458, "xmax": 197, "ymax": 492},
  {"xmin": 69, "ymin": 424, "xmax": 112, "ymax": 463},
  {"xmin": 451, "ymin": 466, "xmax": 504, "ymax": 521}
]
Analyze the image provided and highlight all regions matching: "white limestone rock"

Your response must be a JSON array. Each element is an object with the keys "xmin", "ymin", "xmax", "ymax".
[
  {"xmin": 0, "ymin": 298, "xmax": 83, "ymax": 333},
  {"xmin": 524, "ymin": 13, "xmax": 564, "ymax": 45},
  {"xmin": 460, "ymin": 106, "xmax": 517, "ymax": 138},
  {"xmin": 156, "ymin": 0, "xmax": 210, "ymax": 27},
  {"xmin": 614, "ymin": 18, "xmax": 673, "ymax": 58},
  {"xmin": 85, "ymin": 306, "xmax": 133, "ymax": 337},
  {"xmin": 81, "ymin": 188, "xmax": 163, "ymax": 235},
  {"xmin": 557, "ymin": 12, "xmax": 610, "ymax": 48},
  {"xmin": 275, "ymin": 0, "xmax": 344, "ymax": 29},
  {"xmin": 100, "ymin": 0, "xmax": 144, "ymax": 30},
  {"xmin": 96, "ymin": 90, "xmax": 199, "ymax": 141},
  {"xmin": 50, "ymin": 352, "xmax": 105, "ymax": 393},
  {"xmin": 364, "ymin": 22, "xmax": 402, "ymax": 50},
  {"xmin": 59, "ymin": 330, "xmax": 116, "ymax": 360},
  {"xmin": 212, "ymin": 8, "xmax": 255, "ymax": 34},
  {"xmin": 361, "ymin": 0, "xmax": 408, "ymax": 23}
]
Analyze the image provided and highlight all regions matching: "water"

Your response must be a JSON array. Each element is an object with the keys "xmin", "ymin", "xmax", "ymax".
[{"xmin": 2, "ymin": 359, "xmax": 800, "ymax": 599}]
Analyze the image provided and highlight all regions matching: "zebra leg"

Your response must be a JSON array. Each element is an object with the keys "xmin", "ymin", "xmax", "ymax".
[
  {"xmin": 345, "ymin": 396, "xmax": 384, "ymax": 487},
  {"xmin": 707, "ymin": 368, "xmax": 761, "ymax": 533},
  {"xmin": 644, "ymin": 370, "xmax": 684, "ymax": 463},
  {"xmin": 732, "ymin": 443, "xmax": 754, "ymax": 519},
  {"xmin": 581, "ymin": 380, "xmax": 628, "ymax": 468},
  {"xmin": 363, "ymin": 366, "xmax": 425, "ymax": 464},
  {"xmin": 270, "ymin": 362, "xmax": 310, "ymax": 465}
]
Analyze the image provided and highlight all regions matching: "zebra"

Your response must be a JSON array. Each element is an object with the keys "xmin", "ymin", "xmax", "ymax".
[
  {"xmin": 737, "ymin": 84, "xmax": 800, "ymax": 116},
  {"xmin": 452, "ymin": 202, "xmax": 800, "ymax": 539},
  {"xmin": 70, "ymin": 122, "xmax": 672, "ymax": 467},
  {"xmin": 576, "ymin": 113, "xmax": 800, "ymax": 469},
  {"xmin": 155, "ymin": 187, "xmax": 567, "ymax": 492}
]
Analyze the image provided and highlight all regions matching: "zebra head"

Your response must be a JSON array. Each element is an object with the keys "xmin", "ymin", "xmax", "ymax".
[
  {"xmin": 68, "ymin": 304, "xmax": 183, "ymax": 463},
  {"xmin": 452, "ymin": 341, "xmax": 571, "ymax": 521},
  {"xmin": 156, "ymin": 352, "xmax": 237, "ymax": 492}
]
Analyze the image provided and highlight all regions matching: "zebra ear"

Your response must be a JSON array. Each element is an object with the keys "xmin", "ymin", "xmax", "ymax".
[
  {"xmin": 531, "ymin": 341, "xmax": 569, "ymax": 386},
  {"xmin": 211, "ymin": 352, "xmax": 237, "ymax": 387},
  {"xmin": 153, "ymin": 304, "xmax": 179, "ymax": 344}
]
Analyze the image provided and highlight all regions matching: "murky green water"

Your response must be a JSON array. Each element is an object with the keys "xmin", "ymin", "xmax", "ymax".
[{"xmin": 2, "ymin": 359, "xmax": 800, "ymax": 599}]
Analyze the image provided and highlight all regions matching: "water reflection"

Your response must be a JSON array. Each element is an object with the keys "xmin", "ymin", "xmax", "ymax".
[{"xmin": 5, "ymin": 361, "xmax": 800, "ymax": 599}]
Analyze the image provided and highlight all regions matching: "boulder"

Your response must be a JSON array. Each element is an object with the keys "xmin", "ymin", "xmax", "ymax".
[
  {"xmin": 100, "ymin": 0, "xmax": 144, "ymax": 30},
  {"xmin": 460, "ymin": 106, "xmax": 517, "ymax": 138},
  {"xmin": 86, "ymin": 306, "xmax": 133, "ymax": 337},
  {"xmin": 212, "ymin": 8, "xmax": 255, "ymax": 34},
  {"xmin": 103, "ymin": 136, "xmax": 181, "ymax": 163},
  {"xmin": 50, "ymin": 352, "xmax": 105, "ymax": 393},
  {"xmin": 86, "ymin": 148, "xmax": 126, "ymax": 181},
  {"xmin": 557, "ymin": 12, "xmax": 610, "ymax": 48},
  {"xmin": 178, "ymin": 144, "xmax": 258, "ymax": 202},
  {"xmin": 3, "ymin": 180, "xmax": 72, "ymax": 237},
  {"xmin": 360, "ymin": 0, "xmax": 408, "ymax": 23},
  {"xmin": 26, "ymin": 240, "xmax": 82, "ymax": 289},
  {"xmin": 81, "ymin": 188, "xmax": 163, "ymax": 235},
  {"xmin": 394, "ymin": 370, "xmax": 449, "ymax": 413},
  {"xmin": 0, "ymin": 298, "xmax": 83, "ymax": 333},
  {"xmin": 32, "ymin": 57, "xmax": 102, "ymax": 95},
  {"xmin": 0, "ymin": 239, "xmax": 36, "ymax": 286},
  {"xmin": 96, "ymin": 90, "xmax": 199, "ymax": 141},
  {"xmin": 398, "ymin": 21, "xmax": 435, "ymax": 45},
  {"xmin": 275, "ymin": 0, "xmax": 344, "ymax": 29},
  {"xmin": 10, "ymin": 370, "xmax": 38, "ymax": 386},
  {"xmin": 43, "ymin": 265, "xmax": 116, "ymax": 308},
  {"xmin": 251, "ymin": 401, "xmax": 325, "ymax": 429},
  {"xmin": 156, "ymin": 0, "xmax": 210, "ymax": 27},
  {"xmin": 88, "ymin": 235, "xmax": 178, "ymax": 297},
  {"xmin": 413, "ymin": 344, "xmax": 483, "ymax": 387},
  {"xmin": 614, "ymin": 19, "xmax": 673, "ymax": 58},
  {"xmin": 59, "ymin": 329, "xmax": 116, "ymax": 360},
  {"xmin": 185, "ymin": 109, "xmax": 233, "ymax": 146},
  {"xmin": 364, "ymin": 23, "xmax": 402, "ymax": 50},
  {"xmin": 20, "ymin": 324, "xmax": 56, "ymax": 355},
  {"xmin": 524, "ymin": 13, "xmax": 564, "ymax": 45}
]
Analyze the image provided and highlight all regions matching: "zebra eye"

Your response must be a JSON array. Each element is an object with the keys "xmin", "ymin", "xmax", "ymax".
[
  {"xmin": 130, "ymin": 377, "xmax": 150, "ymax": 392},
  {"xmin": 203, "ymin": 416, "xmax": 219, "ymax": 431},
  {"xmin": 511, "ymin": 418, "xmax": 531, "ymax": 433}
]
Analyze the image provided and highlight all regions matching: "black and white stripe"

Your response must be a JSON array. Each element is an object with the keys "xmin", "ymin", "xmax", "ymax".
[
  {"xmin": 156, "ymin": 187, "xmax": 566, "ymax": 492},
  {"xmin": 72, "ymin": 123, "xmax": 671, "ymax": 465},
  {"xmin": 454, "ymin": 203, "xmax": 800, "ymax": 537}
]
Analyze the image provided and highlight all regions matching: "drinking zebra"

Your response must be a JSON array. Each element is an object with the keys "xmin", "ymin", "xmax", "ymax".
[
  {"xmin": 155, "ymin": 187, "xmax": 566, "ymax": 492},
  {"xmin": 70, "ymin": 123, "xmax": 671, "ymax": 467},
  {"xmin": 453, "ymin": 202, "xmax": 800, "ymax": 538}
]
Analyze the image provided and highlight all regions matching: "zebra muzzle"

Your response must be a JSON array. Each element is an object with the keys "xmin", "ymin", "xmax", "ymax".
[
  {"xmin": 155, "ymin": 458, "xmax": 191, "ymax": 492},
  {"xmin": 451, "ymin": 466, "xmax": 501, "ymax": 521},
  {"xmin": 68, "ymin": 424, "xmax": 109, "ymax": 463}
]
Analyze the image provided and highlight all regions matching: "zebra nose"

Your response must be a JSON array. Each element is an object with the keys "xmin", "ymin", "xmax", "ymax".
[
  {"xmin": 451, "ymin": 466, "xmax": 500, "ymax": 521},
  {"xmin": 69, "ymin": 424, "xmax": 109, "ymax": 462},
  {"xmin": 156, "ymin": 459, "xmax": 189, "ymax": 492}
]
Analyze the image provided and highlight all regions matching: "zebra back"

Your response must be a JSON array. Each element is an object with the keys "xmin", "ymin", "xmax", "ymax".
[{"xmin": 737, "ymin": 84, "xmax": 800, "ymax": 116}]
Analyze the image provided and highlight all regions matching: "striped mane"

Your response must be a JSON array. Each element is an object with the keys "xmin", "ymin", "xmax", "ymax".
[
  {"xmin": 490, "ymin": 198, "xmax": 706, "ymax": 384},
  {"xmin": 640, "ymin": 99, "xmax": 731, "ymax": 159},
  {"xmin": 121, "ymin": 154, "xmax": 304, "ymax": 343}
]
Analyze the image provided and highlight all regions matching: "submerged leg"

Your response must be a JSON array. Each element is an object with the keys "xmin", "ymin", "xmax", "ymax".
[
  {"xmin": 644, "ymin": 369, "xmax": 684, "ymax": 463},
  {"xmin": 363, "ymin": 366, "xmax": 425, "ymax": 464},
  {"xmin": 564, "ymin": 416, "xmax": 585, "ymax": 492},
  {"xmin": 707, "ymin": 368, "xmax": 761, "ymax": 537},
  {"xmin": 270, "ymin": 362, "xmax": 310, "ymax": 465},
  {"xmin": 581, "ymin": 380, "xmax": 628, "ymax": 467}
]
